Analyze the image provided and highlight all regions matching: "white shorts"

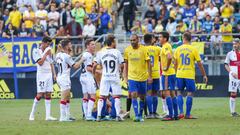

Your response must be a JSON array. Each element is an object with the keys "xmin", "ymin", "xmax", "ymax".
[
  {"xmin": 80, "ymin": 76, "xmax": 96, "ymax": 94},
  {"xmin": 228, "ymin": 74, "xmax": 240, "ymax": 92},
  {"xmin": 100, "ymin": 80, "xmax": 122, "ymax": 96},
  {"xmin": 37, "ymin": 73, "xmax": 53, "ymax": 93},
  {"xmin": 57, "ymin": 77, "xmax": 71, "ymax": 91}
]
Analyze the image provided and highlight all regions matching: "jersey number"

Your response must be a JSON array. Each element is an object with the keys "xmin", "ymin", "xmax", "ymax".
[
  {"xmin": 103, "ymin": 60, "xmax": 116, "ymax": 73},
  {"xmin": 81, "ymin": 64, "xmax": 86, "ymax": 73},
  {"xmin": 180, "ymin": 53, "xmax": 190, "ymax": 65},
  {"xmin": 57, "ymin": 63, "xmax": 63, "ymax": 74},
  {"xmin": 150, "ymin": 56, "xmax": 154, "ymax": 66}
]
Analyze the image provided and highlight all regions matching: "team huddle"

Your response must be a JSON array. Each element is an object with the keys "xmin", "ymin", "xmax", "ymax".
[{"xmin": 29, "ymin": 32, "xmax": 210, "ymax": 122}]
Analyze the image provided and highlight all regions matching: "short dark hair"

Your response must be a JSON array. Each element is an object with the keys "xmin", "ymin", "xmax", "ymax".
[
  {"xmin": 85, "ymin": 38, "xmax": 94, "ymax": 48},
  {"xmin": 183, "ymin": 32, "xmax": 192, "ymax": 42},
  {"xmin": 42, "ymin": 36, "xmax": 52, "ymax": 43},
  {"xmin": 61, "ymin": 39, "xmax": 71, "ymax": 48},
  {"xmin": 159, "ymin": 31, "xmax": 169, "ymax": 41},
  {"xmin": 144, "ymin": 33, "xmax": 153, "ymax": 44},
  {"xmin": 106, "ymin": 34, "xmax": 115, "ymax": 46}
]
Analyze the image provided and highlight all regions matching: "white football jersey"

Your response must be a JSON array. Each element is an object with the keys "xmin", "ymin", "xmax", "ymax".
[
  {"xmin": 80, "ymin": 51, "xmax": 94, "ymax": 78},
  {"xmin": 33, "ymin": 46, "xmax": 53, "ymax": 73},
  {"xmin": 55, "ymin": 52, "xmax": 75, "ymax": 79},
  {"xmin": 225, "ymin": 50, "xmax": 240, "ymax": 79},
  {"xmin": 95, "ymin": 48, "xmax": 124, "ymax": 81}
]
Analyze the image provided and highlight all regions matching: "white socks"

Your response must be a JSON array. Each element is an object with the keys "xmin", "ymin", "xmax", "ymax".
[
  {"xmin": 60, "ymin": 100, "xmax": 66, "ymax": 119},
  {"xmin": 30, "ymin": 97, "xmax": 40, "ymax": 116},
  {"xmin": 97, "ymin": 98, "xmax": 104, "ymax": 117},
  {"xmin": 82, "ymin": 99, "xmax": 88, "ymax": 117},
  {"xmin": 162, "ymin": 98, "xmax": 169, "ymax": 115},
  {"xmin": 45, "ymin": 99, "xmax": 51, "ymax": 118},
  {"xmin": 115, "ymin": 97, "xmax": 121, "ymax": 117},
  {"xmin": 230, "ymin": 97, "xmax": 236, "ymax": 113},
  {"xmin": 87, "ymin": 98, "xmax": 95, "ymax": 117}
]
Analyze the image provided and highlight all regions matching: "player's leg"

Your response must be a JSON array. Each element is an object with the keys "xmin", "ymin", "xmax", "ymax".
[
  {"xmin": 112, "ymin": 81, "xmax": 123, "ymax": 121},
  {"xmin": 86, "ymin": 78, "xmax": 97, "ymax": 120},
  {"xmin": 152, "ymin": 79, "xmax": 160, "ymax": 118},
  {"xmin": 162, "ymin": 75, "xmax": 174, "ymax": 121},
  {"xmin": 138, "ymin": 81, "xmax": 147, "ymax": 122},
  {"xmin": 169, "ymin": 75, "xmax": 178, "ymax": 120},
  {"xmin": 126, "ymin": 92, "xmax": 132, "ymax": 117},
  {"xmin": 80, "ymin": 79, "xmax": 88, "ymax": 119},
  {"xmin": 60, "ymin": 89, "xmax": 72, "ymax": 121},
  {"xmin": 228, "ymin": 79, "xmax": 239, "ymax": 117},
  {"xmin": 128, "ymin": 80, "xmax": 139, "ymax": 121},
  {"xmin": 29, "ymin": 92, "xmax": 44, "ymax": 120},
  {"xmin": 185, "ymin": 79, "xmax": 197, "ymax": 119},
  {"xmin": 65, "ymin": 90, "xmax": 75, "ymax": 120},
  {"xmin": 176, "ymin": 78, "xmax": 185, "ymax": 119},
  {"xmin": 146, "ymin": 82, "xmax": 153, "ymax": 118}
]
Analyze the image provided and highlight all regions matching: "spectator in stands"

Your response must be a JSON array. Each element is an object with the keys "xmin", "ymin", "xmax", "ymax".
[
  {"xmin": 72, "ymin": 0, "xmax": 86, "ymax": 7},
  {"xmin": 159, "ymin": 4, "xmax": 169, "ymax": 28},
  {"xmin": 16, "ymin": 0, "xmax": 37, "ymax": 12},
  {"xmin": 98, "ymin": 7, "xmax": 111, "ymax": 35},
  {"xmin": 144, "ymin": 4, "xmax": 157, "ymax": 26},
  {"xmin": 175, "ymin": 5, "xmax": 183, "ymax": 21},
  {"xmin": 18, "ymin": 23, "xmax": 31, "ymax": 37},
  {"xmin": 205, "ymin": 3, "xmax": 219, "ymax": 19},
  {"xmin": 2, "ymin": 0, "xmax": 15, "ymax": 11},
  {"xmin": 202, "ymin": 14, "xmax": 214, "ymax": 34},
  {"xmin": 210, "ymin": 28, "xmax": 222, "ymax": 55},
  {"xmin": 71, "ymin": 1, "xmax": 86, "ymax": 28},
  {"xmin": 6, "ymin": 4, "xmax": 22, "ymax": 29},
  {"xmin": 59, "ymin": 2, "xmax": 67, "ymax": 27},
  {"xmin": 212, "ymin": 0, "xmax": 223, "ymax": 9},
  {"xmin": 65, "ymin": 16, "xmax": 82, "ymax": 37},
  {"xmin": 220, "ymin": 18, "xmax": 233, "ymax": 54},
  {"xmin": 32, "ymin": 19, "xmax": 46, "ymax": 37},
  {"xmin": 234, "ymin": 8, "xmax": 240, "ymax": 24},
  {"xmin": 2, "ymin": 9, "xmax": 9, "ymax": 30},
  {"xmin": 87, "ymin": 6, "xmax": 99, "ymax": 26},
  {"xmin": 169, "ymin": 7, "xmax": 176, "ymax": 20},
  {"xmin": 131, "ymin": 20, "xmax": 147, "ymax": 35},
  {"xmin": 178, "ymin": 20, "xmax": 188, "ymax": 33},
  {"xmin": 153, "ymin": 19, "xmax": 163, "ymax": 34},
  {"xmin": 196, "ymin": 3, "xmax": 206, "ymax": 23},
  {"xmin": 171, "ymin": 24, "xmax": 183, "ymax": 45},
  {"xmin": 46, "ymin": 20, "xmax": 59, "ymax": 38},
  {"xmin": 143, "ymin": 18, "xmax": 153, "ymax": 33},
  {"xmin": 177, "ymin": 0, "xmax": 186, "ymax": 7},
  {"xmin": 117, "ymin": 0, "xmax": 137, "ymax": 35},
  {"xmin": 189, "ymin": 15, "xmax": 202, "ymax": 34},
  {"xmin": 23, "ymin": 5, "xmax": 35, "ymax": 33},
  {"xmin": 65, "ymin": 3, "xmax": 73, "ymax": 26},
  {"xmin": 2, "ymin": 23, "xmax": 18, "ymax": 38},
  {"xmin": 99, "ymin": 0, "xmax": 113, "ymax": 13},
  {"xmin": 213, "ymin": 16, "xmax": 221, "ymax": 30},
  {"xmin": 56, "ymin": 25, "xmax": 67, "ymax": 37},
  {"xmin": 48, "ymin": 5, "xmax": 60, "ymax": 27},
  {"xmin": 82, "ymin": 18, "xmax": 96, "ymax": 37},
  {"xmin": 0, "ymin": 11, "xmax": 3, "ymax": 35},
  {"xmin": 182, "ymin": 4, "xmax": 196, "ymax": 26},
  {"xmin": 235, "ymin": 21, "xmax": 240, "ymax": 38},
  {"xmin": 85, "ymin": 0, "xmax": 98, "ymax": 14},
  {"xmin": 220, "ymin": 1, "xmax": 234, "ymax": 19},
  {"xmin": 166, "ymin": 17, "xmax": 177, "ymax": 35},
  {"xmin": 35, "ymin": 2, "xmax": 48, "ymax": 30}
]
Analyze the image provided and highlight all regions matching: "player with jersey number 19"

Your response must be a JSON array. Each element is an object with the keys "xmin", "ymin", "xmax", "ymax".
[
  {"xmin": 174, "ymin": 32, "xmax": 208, "ymax": 119},
  {"xmin": 93, "ymin": 35, "xmax": 124, "ymax": 122},
  {"xmin": 29, "ymin": 36, "xmax": 57, "ymax": 121},
  {"xmin": 55, "ymin": 39, "xmax": 83, "ymax": 122},
  {"xmin": 224, "ymin": 38, "xmax": 240, "ymax": 117}
]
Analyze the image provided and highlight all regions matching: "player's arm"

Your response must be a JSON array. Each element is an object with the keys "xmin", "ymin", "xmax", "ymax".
[
  {"xmin": 123, "ymin": 60, "xmax": 128, "ymax": 83},
  {"xmin": 72, "ymin": 57, "xmax": 84, "ymax": 69},
  {"xmin": 92, "ymin": 61, "xmax": 99, "ymax": 75},
  {"xmin": 37, "ymin": 49, "xmax": 51, "ymax": 66},
  {"xmin": 224, "ymin": 53, "xmax": 238, "ymax": 79},
  {"xmin": 147, "ymin": 59, "xmax": 153, "ymax": 83},
  {"xmin": 164, "ymin": 52, "xmax": 172, "ymax": 71},
  {"xmin": 195, "ymin": 50, "xmax": 208, "ymax": 84},
  {"xmin": 50, "ymin": 63, "xmax": 56, "ymax": 81}
]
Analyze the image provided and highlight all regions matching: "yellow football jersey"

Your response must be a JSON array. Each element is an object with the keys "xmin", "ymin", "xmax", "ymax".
[
  {"xmin": 174, "ymin": 44, "xmax": 201, "ymax": 79},
  {"xmin": 160, "ymin": 42, "xmax": 175, "ymax": 75},
  {"xmin": 124, "ymin": 45, "xmax": 150, "ymax": 81},
  {"xmin": 146, "ymin": 45, "xmax": 161, "ymax": 79}
]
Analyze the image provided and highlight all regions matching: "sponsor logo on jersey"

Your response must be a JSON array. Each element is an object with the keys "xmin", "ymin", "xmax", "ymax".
[
  {"xmin": 196, "ymin": 83, "xmax": 213, "ymax": 91},
  {"xmin": 51, "ymin": 83, "xmax": 73, "ymax": 98},
  {"xmin": 0, "ymin": 80, "xmax": 15, "ymax": 99}
]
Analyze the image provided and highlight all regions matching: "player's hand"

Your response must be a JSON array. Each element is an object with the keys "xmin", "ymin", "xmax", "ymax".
[
  {"xmin": 231, "ymin": 72, "xmax": 238, "ymax": 79},
  {"xmin": 46, "ymin": 49, "xmax": 51, "ymax": 56},
  {"xmin": 203, "ymin": 75, "xmax": 208, "ymax": 84},
  {"xmin": 147, "ymin": 77, "xmax": 153, "ymax": 84}
]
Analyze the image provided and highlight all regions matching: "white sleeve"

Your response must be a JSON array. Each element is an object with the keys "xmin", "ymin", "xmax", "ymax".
[
  {"xmin": 65, "ymin": 55, "xmax": 75, "ymax": 67},
  {"xmin": 95, "ymin": 52, "xmax": 101, "ymax": 64},
  {"xmin": 32, "ymin": 48, "xmax": 41, "ymax": 63},
  {"xmin": 118, "ymin": 51, "xmax": 124, "ymax": 64},
  {"xmin": 224, "ymin": 52, "xmax": 230, "ymax": 64},
  {"xmin": 85, "ymin": 53, "xmax": 93, "ymax": 66}
]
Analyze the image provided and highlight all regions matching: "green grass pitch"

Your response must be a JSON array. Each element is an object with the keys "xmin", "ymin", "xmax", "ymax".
[{"xmin": 0, "ymin": 98, "xmax": 239, "ymax": 135}]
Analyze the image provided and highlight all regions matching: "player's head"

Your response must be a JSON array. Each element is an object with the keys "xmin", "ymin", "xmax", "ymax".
[
  {"xmin": 130, "ymin": 34, "xmax": 139, "ymax": 48},
  {"xmin": 233, "ymin": 38, "xmax": 240, "ymax": 51},
  {"xmin": 85, "ymin": 38, "xmax": 95, "ymax": 53},
  {"xmin": 144, "ymin": 33, "xmax": 153, "ymax": 46},
  {"xmin": 106, "ymin": 34, "xmax": 116, "ymax": 48},
  {"xmin": 61, "ymin": 39, "xmax": 72, "ymax": 53},
  {"xmin": 182, "ymin": 32, "xmax": 192, "ymax": 44},
  {"xmin": 159, "ymin": 31, "xmax": 169, "ymax": 45},
  {"xmin": 41, "ymin": 36, "xmax": 52, "ymax": 49}
]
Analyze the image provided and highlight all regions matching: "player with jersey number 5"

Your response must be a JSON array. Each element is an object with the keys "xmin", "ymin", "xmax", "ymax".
[
  {"xmin": 224, "ymin": 38, "xmax": 240, "ymax": 117},
  {"xmin": 93, "ymin": 35, "xmax": 124, "ymax": 122},
  {"xmin": 29, "ymin": 36, "xmax": 57, "ymax": 121},
  {"xmin": 174, "ymin": 32, "xmax": 208, "ymax": 119},
  {"xmin": 55, "ymin": 39, "xmax": 83, "ymax": 122}
]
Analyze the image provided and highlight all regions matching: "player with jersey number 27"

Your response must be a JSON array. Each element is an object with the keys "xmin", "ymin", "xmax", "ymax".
[{"xmin": 55, "ymin": 39, "xmax": 83, "ymax": 122}]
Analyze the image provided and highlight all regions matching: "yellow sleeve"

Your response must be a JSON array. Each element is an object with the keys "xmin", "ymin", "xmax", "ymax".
[
  {"xmin": 144, "ymin": 47, "xmax": 150, "ymax": 61},
  {"xmin": 124, "ymin": 48, "xmax": 128, "ymax": 60},
  {"xmin": 194, "ymin": 48, "xmax": 201, "ymax": 62},
  {"xmin": 174, "ymin": 48, "xmax": 178, "ymax": 59},
  {"xmin": 164, "ymin": 45, "xmax": 171, "ymax": 56}
]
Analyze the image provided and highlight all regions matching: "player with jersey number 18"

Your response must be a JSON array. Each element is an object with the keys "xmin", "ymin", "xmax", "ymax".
[{"xmin": 224, "ymin": 38, "xmax": 240, "ymax": 117}]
